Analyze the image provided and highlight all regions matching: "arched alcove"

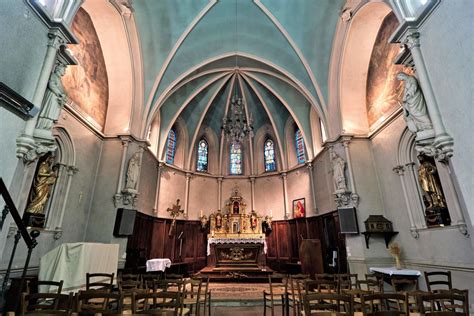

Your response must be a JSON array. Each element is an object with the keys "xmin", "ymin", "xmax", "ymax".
[{"xmin": 339, "ymin": 2, "xmax": 393, "ymax": 134}]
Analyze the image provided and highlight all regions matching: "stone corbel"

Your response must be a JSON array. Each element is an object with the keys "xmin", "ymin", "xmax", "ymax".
[
  {"xmin": 16, "ymin": 137, "xmax": 57, "ymax": 164},
  {"xmin": 53, "ymin": 229, "xmax": 63, "ymax": 240}
]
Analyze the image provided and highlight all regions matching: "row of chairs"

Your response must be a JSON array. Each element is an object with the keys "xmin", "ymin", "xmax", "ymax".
[
  {"xmin": 301, "ymin": 289, "xmax": 469, "ymax": 315},
  {"xmin": 21, "ymin": 272, "xmax": 211, "ymax": 316}
]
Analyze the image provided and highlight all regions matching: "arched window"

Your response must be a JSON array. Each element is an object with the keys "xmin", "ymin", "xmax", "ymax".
[
  {"xmin": 230, "ymin": 142, "xmax": 242, "ymax": 175},
  {"xmin": 319, "ymin": 119, "xmax": 328, "ymax": 143},
  {"xmin": 295, "ymin": 129, "xmax": 306, "ymax": 164},
  {"xmin": 165, "ymin": 129, "xmax": 177, "ymax": 164},
  {"xmin": 197, "ymin": 139, "xmax": 208, "ymax": 172},
  {"xmin": 264, "ymin": 139, "xmax": 276, "ymax": 172}
]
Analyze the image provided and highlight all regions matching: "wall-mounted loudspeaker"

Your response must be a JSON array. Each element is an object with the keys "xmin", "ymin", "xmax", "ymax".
[
  {"xmin": 338, "ymin": 207, "xmax": 359, "ymax": 234},
  {"xmin": 113, "ymin": 208, "xmax": 136, "ymax": 237}
]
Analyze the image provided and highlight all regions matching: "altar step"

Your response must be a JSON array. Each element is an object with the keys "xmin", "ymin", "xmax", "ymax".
[{"xmin": 199, "ymin": 265, "xmax": 274, "ymax": 282}]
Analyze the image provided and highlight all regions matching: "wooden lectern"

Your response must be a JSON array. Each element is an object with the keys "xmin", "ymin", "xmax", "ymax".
[{"xmin": 299, "ymin": 239, "xmax": 323, "ymax": 276}]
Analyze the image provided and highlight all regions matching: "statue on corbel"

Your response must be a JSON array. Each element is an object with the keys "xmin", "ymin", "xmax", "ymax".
[
  {"xmin": 397, "ymin": 72, "xmax": 453, "ymax": 162},
  {"xmin": 113, "ymin": 151, "xmax": 141, "ymax": 208},
  {"xmin": 330, "ymin": 149, "xmax": 358, "ymax": 208}
]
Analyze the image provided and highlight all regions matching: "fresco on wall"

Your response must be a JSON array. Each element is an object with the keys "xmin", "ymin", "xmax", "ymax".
[
  {"xmin": 62, "ymin": 8, "xmax": 109, "ymax": 129},
  {"xmin": 366, "ymin": 13, "xmax": 412, "ymax": 129}
]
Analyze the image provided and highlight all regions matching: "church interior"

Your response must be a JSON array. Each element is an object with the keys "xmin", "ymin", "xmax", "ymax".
[{"xmin": 0, "ymin": 0, "xmax": 473, "ymax": 314}]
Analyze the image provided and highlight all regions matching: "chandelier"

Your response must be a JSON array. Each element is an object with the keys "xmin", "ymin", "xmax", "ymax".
[{"xmin": 222, "ymin": 95, "xmax": 253, "ymax": 143}]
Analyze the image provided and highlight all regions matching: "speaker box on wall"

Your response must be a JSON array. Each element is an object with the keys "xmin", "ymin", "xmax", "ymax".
[
  {"xmin": 338, "ymin": 207, "xmax": 359, "ymax": 234},
  {"xmin": 113, "ymin": 208, "xmax": 136, "ymax": 237}
]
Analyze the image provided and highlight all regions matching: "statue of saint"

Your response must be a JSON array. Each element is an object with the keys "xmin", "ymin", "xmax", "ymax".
[
  {"xmin": 396, "ymin": 72, "xmax": 433, "ymax": 133},
  {"xmin": 417, "ymin": 154, "xmax": 447, "ymax": 209},
  {"xmin": 37, "ymin": 63, "xmax": 67, "ymax": 130},
  {"xmin": 250, "ymin": 210, "xmax": 258, "ymax": 229},
  {"xmin": 215, "ymin": 210, "xmax": 222, "ymax": 229},
  {"xmin": 331, "ymin": 151, "xmax": 347, "ymax": 193},
  {"xmin": 124, "ymin": 152, "xmax": 140, "ymax": 191},
  {"xmin": 25, "ymin": 156, "xmax": 58, "ymax": 215}
]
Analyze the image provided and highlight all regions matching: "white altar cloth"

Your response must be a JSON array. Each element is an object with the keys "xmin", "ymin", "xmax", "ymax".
[
  {"xmin": 369, "ymin": 267, "xmax": 421, "ymax": 276},
  {"xmin": 146, "ymin": 258, "xmax": 172, "ymax": 272},
  {"xmin": 207, "ymin": 237, "xmax": 267, "ymax": 256},
  {"xmin": 39, "ymin": 242, "xmax": 119, "ymax": 293}
]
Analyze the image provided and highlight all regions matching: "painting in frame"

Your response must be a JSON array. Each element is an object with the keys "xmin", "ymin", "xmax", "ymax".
[{"xmin": 293, "ymin": 198, "xmax": 306, "ymax": 218}]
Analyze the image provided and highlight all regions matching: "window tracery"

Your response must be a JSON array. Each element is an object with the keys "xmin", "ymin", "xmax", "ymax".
[
  {"xmin": 165, "ymin": 129, "xmax": 177, "ymax": 164},
  {"xmin": 230, "ymin": 142, "xmax": 242, "ymax": 175},
  {"xmin": 295, "ymin": 128, "xmax": 305, "ymax": 164},
  {"xmin": 264, "ymin": 138, "xmax": 276, "ymax": 172},
  {"xmin": 197, "ymin": 139, "xmax": 208, "ymax": 172}
]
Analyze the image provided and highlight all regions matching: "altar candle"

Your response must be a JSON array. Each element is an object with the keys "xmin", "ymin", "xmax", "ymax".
[
  {"xmin": 200, "ymin": 210, "xmax": 203, "ymax": 217},
  {"xmin": 270, "ymin": 209, "xmax": 273, "ymax": 217}
]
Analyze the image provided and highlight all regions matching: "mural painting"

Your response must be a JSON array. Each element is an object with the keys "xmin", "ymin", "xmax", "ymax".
[
  {"xmin": 366, "ymin": 13, "xmax": 412, "ymax": 129},
  {"xmin": 62, "ymin": 8, "xmax": 109, "ymax": 129}
]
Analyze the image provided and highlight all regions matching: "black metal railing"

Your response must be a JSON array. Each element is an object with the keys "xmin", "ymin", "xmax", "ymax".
[{"xmin": 0, "ymin": 177, "xmax": 40, "ymax": 314}]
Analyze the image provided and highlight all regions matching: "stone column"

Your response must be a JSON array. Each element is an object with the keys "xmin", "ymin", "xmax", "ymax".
[
  {"xmin": 393, "ymin": 165, "xmax": 419, "ymax": 238},
  {"xmin": 403, "ymin": 32, "xmax": 453, "ymax": 160},
  {"xmin": 306, "ymin": 162, "xmax": 318, "ymax": 214},
  {"xmin": 184, "ymin": 172, "xmax": 192, "ymax": 219},
  {"xmin": 280, "ymin": 172, "xmax": 289, "ymax": 219},
  {"xmin": 153, "ymin": 162, "xmax": 165, "ymax": 216},
  {"xmin": 342, "ymin": 138, "xmax": 359, "ymax": 205},
  {"xmin": 217, "ymin": 177, "xmax": 223, "ymax": 210},
  {"xmin": 250, "ymin": 176, "xmax": 256, "ymax": 211},
  {"xmin": 17, "ymin": 30, "xmax": 67, "ymax": 160}
]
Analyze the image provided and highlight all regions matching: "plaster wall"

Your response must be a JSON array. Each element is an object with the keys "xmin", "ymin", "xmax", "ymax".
[
  {"xmin": 187, "ymin": 176, "xmax": 218, "ymax": 220},
  {"xmin": 416, "ymin": 0, "xmax": 474, "ymax": 227},
  {"xmin": 221, "ymin": 178, "xmax": 251, "ymax": 211},
  {"xmin": 254, "ymin": 176, "xmax": 284, "ymax": 219},
  {"xmin": 312, "ymin": 150, "xmax": 336, "ymax": 214},
  {"xmin": 286, "ymin": 167, "xmax": 313, "ymax": 218},
  {"xmin": 137, "ymin": 149, "xmax": 158, "ymax": 216},
  {"xmin": 370, "ymin": 115, "xmax": 474, "ymax": 301},
  {"xmin": 157, "ymin": 168, "xmax": 186, "ymax": 218}
]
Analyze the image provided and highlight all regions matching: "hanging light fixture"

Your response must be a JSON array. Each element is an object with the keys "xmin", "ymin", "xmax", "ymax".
[{"xmin": 221, "ymin": 0, "xmax": 253, "ymax": 143}]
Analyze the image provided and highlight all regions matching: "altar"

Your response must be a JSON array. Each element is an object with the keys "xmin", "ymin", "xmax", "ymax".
[{"xmin": 200, "ymin": 188, "xmax": 272, "ymax": 280}]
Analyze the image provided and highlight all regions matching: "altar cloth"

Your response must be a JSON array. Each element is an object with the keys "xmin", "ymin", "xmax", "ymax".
[
  {"xmin": 146, "ymin": 258, "xmax": 172, "ymax": 272},
  {"xmin": 207, "ymin": 237, "xmax": 267, "ymax": 256},
  {"xmin": 369, "ymin": 266, "xmax": 421, "ymax": 276},
  {"xmin": 39, "ymin": 242, "xmax": 119, "ymax": 293}
]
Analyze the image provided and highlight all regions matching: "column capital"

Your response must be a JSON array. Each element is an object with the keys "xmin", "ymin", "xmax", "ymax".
[
  {"xmin": 217, "ymin": 177, "xmax": 224, "ymax": 183},
  {"xmin": 392, "ymin": 165, "xmax": 405, "ymax": 176},
  {"xmin": 342, "ymin": 136, "xmax": 352, "ymax": 147},
  {"xmin": 47, "ymin": 30, "xmax": 67, "ymax": 50},
  {"xmin": 66, "ymin": 165, "xmax": 79, "ymax": 176},
  {"xmin": 249, "ymin": 176, "xmax": 256, "ymax": 183},
  {"xmin": 280, "ymin": 172, "xmax": 287, "ymax": 180},
  {"xmin": 306, "ymin": 161, "xmax": 313, "ymax": 170},
  {"xmin": 403, "ymin": 31, "xmax": 420, "ymax": 50},
  {"xmin": 185, "ymin": 172, "xmax": 193, "ymax": 179}
]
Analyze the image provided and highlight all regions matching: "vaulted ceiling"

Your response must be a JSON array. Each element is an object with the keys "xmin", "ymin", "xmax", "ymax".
[{"xmin": 133, "ymin": 0, "xmax": 344, "ymax": 161}]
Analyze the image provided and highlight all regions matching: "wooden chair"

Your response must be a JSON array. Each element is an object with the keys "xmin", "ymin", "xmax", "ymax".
[
  {"xmin": 424, "ymin": 271, "xmax": 452, "ymax": 292},
  {"xmin": 153, "ymin": 279, "xmax": 185, "ymax": 293},
  {"xmin": 183, "ymin": 278, "xmax": 202, "ymax": 315},
  {"xmin": 417, "ymin": 289, "xmax": 469, "ymax": 315},
  {"xmin": 119, "ymin": 274, "xmax": 146, "ymax": 312},
  {"xmin": 263, "ymin": 273, "xmax": 287, "ymax": 316},
  {"xmin": 315, "ymin": 273, "xmax": 336, "ymax": 282},
  {"xmin": 357, "ymin": 279, "xmax": 384, "ymax": 293},
  {"xmin": 287, "ymin": 274, "xmax": 310, "ymax": 316},
  {"xmin": 27, "ymin": 280, "xmax": 63, "ymax": 295},
  {"xmin": 75, "ymin": 290, "xmax": 123, "ymax": 314},
  {"xmin": 20, "ymin": 292, "xmax": 72, "ymax": 315},
  {"xmin": 142, "ymin": 273, "xmax": 162, "ymax": 290},
  {"xmin": 391, "ymin": 278, "xmax": 419, "ymax": 292},
  {"xmin": 337, "ymin": 274, "xmax": 358, "ymax": 291},
  {"xmin": 85, "ymin": 272, "xmax": 115, "ymax": 291},
  {"xmin": 361, "ymin": 293, "xmax": 409, "ymax": 315},
  {"xmin": 303, "ymin": 292, "xmax": 354, "ymax": 315},
  {"xmin": 192, "ymin": 275, "xmax": 211, "ymax": 316},
  {"xmin": 132, "ymin": 291, "xmax": 183, "ymax": 315},
  {"xmin": 165, "ymin": 273, "xmax": 184, "ymax": 280}
]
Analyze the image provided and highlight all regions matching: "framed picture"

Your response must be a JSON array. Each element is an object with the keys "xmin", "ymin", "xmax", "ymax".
[{"xmin": 292, "ymin": 198, "xmax": 306, "ymax": 218}]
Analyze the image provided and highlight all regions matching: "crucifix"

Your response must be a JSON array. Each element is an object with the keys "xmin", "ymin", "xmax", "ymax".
[{"xmin": 167, "ymin": 199, "xmax": 184, "ymax": 236}]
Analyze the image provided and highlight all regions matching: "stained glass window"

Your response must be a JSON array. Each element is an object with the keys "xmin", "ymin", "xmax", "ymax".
[
  {"xmin": 264, "ymin": 139, "xmax": 276, "ymax": 172},
  {"xmin": 295, "ymin": 129, "xmax": 305, "ymax": 164},
  {"xmin": 230, "ymin": 142, "xmax": 242, "ymax": 175},
  {"xmin": 197, "ymin": 139, "xmax": 208, "ymax": 172},
  {"xmin": 165, "ymin": 129, "xmax": 176, "ymax": 164}
]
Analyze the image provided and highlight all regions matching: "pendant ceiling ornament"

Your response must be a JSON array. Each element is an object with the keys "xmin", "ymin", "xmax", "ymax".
[{"xmin": 221, "ymin": 94, "xmax": 254, "ymax": 143}]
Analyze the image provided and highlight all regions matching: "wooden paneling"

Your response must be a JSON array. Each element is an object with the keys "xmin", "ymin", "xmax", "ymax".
[{"xmin": 127, "ymin": 210, "xmax": 347, "ymax": 274}]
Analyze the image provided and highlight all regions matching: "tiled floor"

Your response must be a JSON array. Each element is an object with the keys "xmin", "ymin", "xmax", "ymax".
[{"xmin": 211, "ymin": 305, "xmax": 285, "ymax": 316}]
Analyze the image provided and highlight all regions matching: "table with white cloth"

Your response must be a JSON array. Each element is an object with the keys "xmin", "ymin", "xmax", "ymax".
[
  {"xmin": 369, "ymin": 266, "xmax": 421, "ymax": 291},
  {"xmin": 146, "ymin": 258, "xmax": 172, "ymax": 272},
  {"xmin": 39, "ymin": 242, "xmax": 119, "ymax": 293}
]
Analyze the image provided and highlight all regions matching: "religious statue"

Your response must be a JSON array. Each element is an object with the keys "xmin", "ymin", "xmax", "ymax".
[
  {"xmin": 417, "ymin": 154, "xmax": 447, "ymax": 209},
  {"xmin": 124, "ymin": 152, "xmax": 140, "ymax": 191},
  {"xmin": 396, "ymin": 72, "xmax": 433, "ymax": 134},
  {"xmin": 250, "ymin": 210, "xmax": 258, "ymax": 230},
  {"xmin": 37, "ymin": 63, "xmax": 67, "ymax": 130},
  {"xmin": 215, "ymin": 210, "xmax": 223, "ymax": 229},
  {"xmin": 330, "ymin": 151, "xmax": 347, "ymax": 193},
  {"xmin": 25, "ymin": 156, "xmax": 58, "ymax": 215}
]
